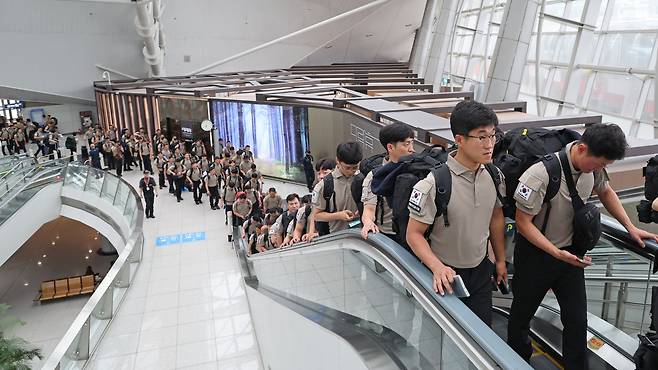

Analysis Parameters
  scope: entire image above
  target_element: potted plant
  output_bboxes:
[0,303,42,369]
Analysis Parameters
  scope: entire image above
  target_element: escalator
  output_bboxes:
[239,229,531,369]
[234,221,637,369]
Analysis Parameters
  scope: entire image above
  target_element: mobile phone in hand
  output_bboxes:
[348,219,362,228]
[498,280,510,295]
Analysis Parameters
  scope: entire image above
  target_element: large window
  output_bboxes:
[519,0,658,137]
[0,99,22,121]
[444,0,508,97]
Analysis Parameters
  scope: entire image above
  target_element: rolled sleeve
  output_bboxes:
[361,172,378,206]
[593,168,610,194]
[312,181,326,211]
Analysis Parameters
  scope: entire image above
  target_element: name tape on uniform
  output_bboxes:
[156,231,206,247]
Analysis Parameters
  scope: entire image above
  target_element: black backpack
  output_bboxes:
[638,155,658,223]
[65,136,76,150]
[280,211,297,237]
[371,145,503,251]
[493,127,581,218]
[634,287,658,369]
[351,153,387,219]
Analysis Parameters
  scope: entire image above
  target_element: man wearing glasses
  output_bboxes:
[309,142,363,235]
[406,101,507,326]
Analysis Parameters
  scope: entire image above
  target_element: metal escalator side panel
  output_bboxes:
[245,230,532,370]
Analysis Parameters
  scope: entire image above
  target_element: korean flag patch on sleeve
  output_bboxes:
[516,183,533,201]
[408,188,423,212]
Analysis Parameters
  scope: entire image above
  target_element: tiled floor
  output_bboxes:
[85,171,307,370]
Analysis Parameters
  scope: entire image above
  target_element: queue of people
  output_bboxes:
[8,101,656,369]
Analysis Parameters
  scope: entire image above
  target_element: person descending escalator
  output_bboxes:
[508,123,658,369]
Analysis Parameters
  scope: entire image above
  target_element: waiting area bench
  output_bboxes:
[36,275,97,302]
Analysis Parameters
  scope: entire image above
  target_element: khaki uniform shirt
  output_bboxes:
[207,173,219,187]
[224,187,237,205]
[312,168,359,233]
[408,154,505,268]
[361,158,394,234]
[233,200,252,218]
[240,161,252,175]
[140,142,150,156]
[263,195,283,212]
[190,168,202,182]
[514,142,608,248]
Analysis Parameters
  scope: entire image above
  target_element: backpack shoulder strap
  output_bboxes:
[322,173,335,212]
[558,149,585,210]
[541,153,562,203]
[484,163,505,204]
[537,153,562,233]
[431,164,452,227]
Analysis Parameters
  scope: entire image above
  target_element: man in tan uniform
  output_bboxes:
[508,123,658,369]
[309,142,363,234]
[360,123,414,244]
[406,101,507,326]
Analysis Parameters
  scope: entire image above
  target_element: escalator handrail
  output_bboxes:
[601,214,658,272]
[0,156,71,206]
[246,230,532,370]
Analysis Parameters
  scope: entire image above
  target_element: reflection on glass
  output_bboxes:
[589,73,643,117]
[101,175,119,203]
[251,247,477,369]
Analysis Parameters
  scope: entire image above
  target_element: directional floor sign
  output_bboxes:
[156,231,206,247]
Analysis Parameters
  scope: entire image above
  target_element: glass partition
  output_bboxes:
[42,165,144,370]
[251,245,477,369]
[100,175,119,203]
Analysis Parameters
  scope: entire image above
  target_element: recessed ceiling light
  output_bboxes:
[37,261,42,266]
[24,282,29,286]
[55,235,60,239]
[94,237,98,240]
[88,249,93,254]
[85,256,89,260]
[42,254,47,258]
[51,241,56,246]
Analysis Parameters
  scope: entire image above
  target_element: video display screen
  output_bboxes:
[211,100,310,182]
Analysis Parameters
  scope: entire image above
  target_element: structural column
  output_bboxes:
[410,0,440,77]
[483,0,540,101]
[424,0,459,88]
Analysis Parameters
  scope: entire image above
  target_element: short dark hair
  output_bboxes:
[238,193,247,200]
[581,123,628,160]
[379,123,414,150]
[268,187,276,193]
[251,173,258,178]
[301,194,312,204]
[336,142,363,164]
[450,101,499,137]
[286,193,299,203]
[250,163,257,169]
[320,158,336,171]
